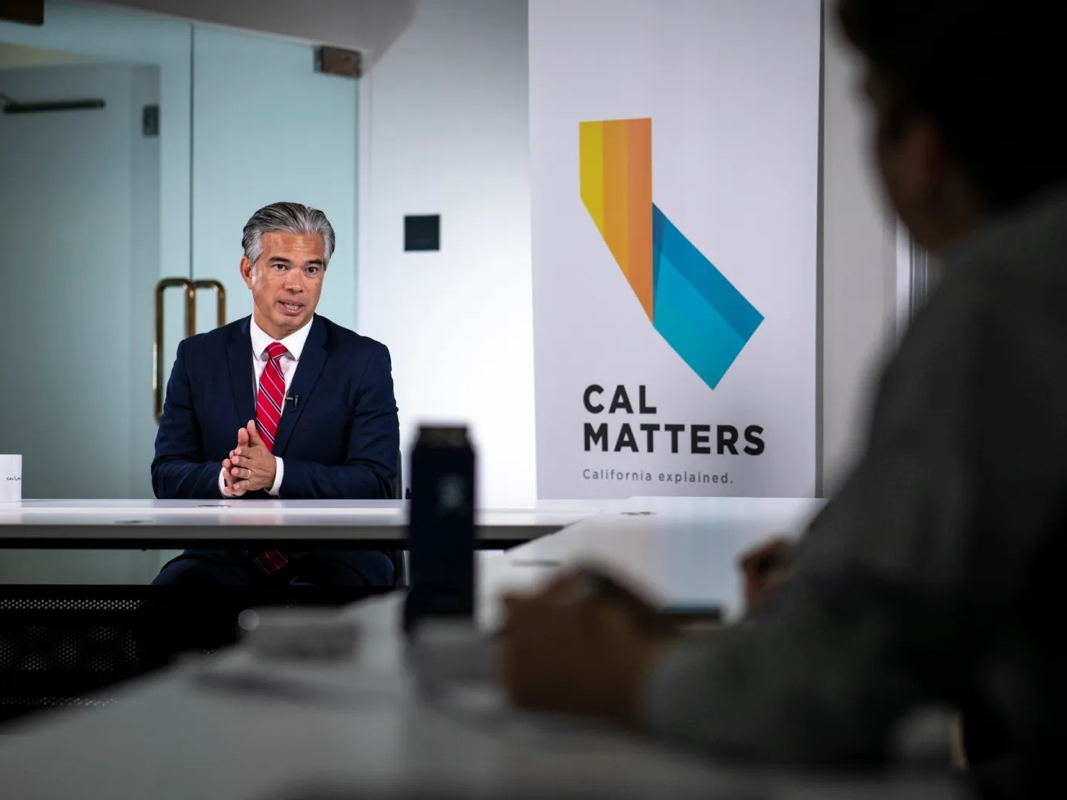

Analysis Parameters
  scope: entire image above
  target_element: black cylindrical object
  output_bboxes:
[403,425,476,634]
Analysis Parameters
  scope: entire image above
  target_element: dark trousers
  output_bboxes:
[152,550,378,587]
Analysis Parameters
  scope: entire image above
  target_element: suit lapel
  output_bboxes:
[272,316,328,456]
[227,317,256,426]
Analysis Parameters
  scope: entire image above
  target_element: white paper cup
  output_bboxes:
[0,455,22,503]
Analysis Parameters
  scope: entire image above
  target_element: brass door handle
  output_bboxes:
[153,278,228,422]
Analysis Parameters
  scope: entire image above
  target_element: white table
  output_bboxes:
[477,496,825,626]
[0,592,967,800]
[0,499,604,550]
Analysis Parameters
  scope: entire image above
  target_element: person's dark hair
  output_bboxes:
[836,0,1067,210]
[242,202,335,268]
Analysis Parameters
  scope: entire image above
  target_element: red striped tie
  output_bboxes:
[252,341,289,574]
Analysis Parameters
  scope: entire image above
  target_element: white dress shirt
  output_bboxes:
[219,316,313,497]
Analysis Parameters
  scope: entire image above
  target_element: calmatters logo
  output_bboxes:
[579,118,763,389]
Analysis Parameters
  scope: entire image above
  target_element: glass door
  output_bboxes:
[189,25,358,328]
[0,0,359,584]
[0,1,359,502]
[0,1,193,500]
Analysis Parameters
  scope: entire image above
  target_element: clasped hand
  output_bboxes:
[222,420,276,496]
[499,538,797,723]
[499,568,678,725]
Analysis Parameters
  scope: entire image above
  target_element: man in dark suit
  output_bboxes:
[151,201,399,587]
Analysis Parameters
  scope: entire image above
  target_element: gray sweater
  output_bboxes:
[644,187,1067,777]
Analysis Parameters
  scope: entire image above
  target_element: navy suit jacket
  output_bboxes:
[152,314,399,585]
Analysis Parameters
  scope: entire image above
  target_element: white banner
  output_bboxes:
[530,0,821,499]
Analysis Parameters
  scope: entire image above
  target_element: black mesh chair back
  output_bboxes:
[0,584,381,725]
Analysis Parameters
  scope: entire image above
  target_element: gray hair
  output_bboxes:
[241,201,336,268]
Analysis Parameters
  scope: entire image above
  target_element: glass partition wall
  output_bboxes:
[0,0,358,501]
[0,1,359,582]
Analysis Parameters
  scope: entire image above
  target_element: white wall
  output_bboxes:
[358,0,898,504]
[358,0,535,505]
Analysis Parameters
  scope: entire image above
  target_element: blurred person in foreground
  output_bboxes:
[500,1,1067,795]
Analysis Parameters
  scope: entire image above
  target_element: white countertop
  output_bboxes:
[477,497,825,625]
[0,497,823,550]
[0,499,604,546]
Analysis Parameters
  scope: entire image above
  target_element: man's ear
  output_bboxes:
[240,256,255,289]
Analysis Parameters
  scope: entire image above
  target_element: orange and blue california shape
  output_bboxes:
[579,118,763,390]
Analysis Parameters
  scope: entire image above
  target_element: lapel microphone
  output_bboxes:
[285,395,301,411]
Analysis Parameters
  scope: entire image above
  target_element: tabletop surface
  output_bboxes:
[0,497,824,547]
[0,499,601,544]
[476,497,825,625]
[0,590,965,800]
